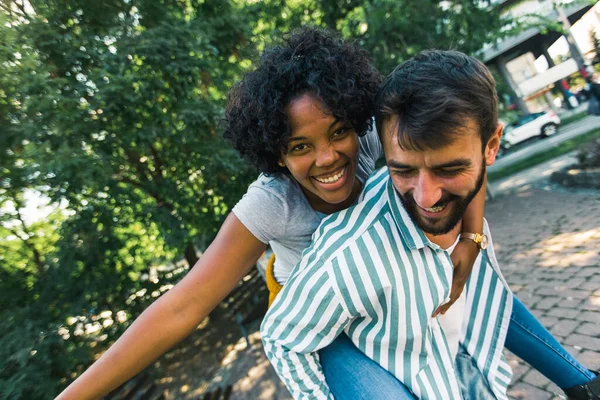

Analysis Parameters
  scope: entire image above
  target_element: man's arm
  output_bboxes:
[260,259,351,400]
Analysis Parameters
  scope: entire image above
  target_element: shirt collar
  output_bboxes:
[385,174,429,251]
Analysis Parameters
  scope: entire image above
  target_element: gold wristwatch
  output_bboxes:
[460,232,489,250]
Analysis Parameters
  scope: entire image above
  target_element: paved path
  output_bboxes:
[489,152,579,196]
[487,186,600,399]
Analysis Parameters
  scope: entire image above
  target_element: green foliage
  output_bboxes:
[1,0,256,397]
[348,0,509,74]
[591,29,600,65]
[244,0,513,74]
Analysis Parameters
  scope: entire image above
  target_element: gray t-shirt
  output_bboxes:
[232,128,382,284]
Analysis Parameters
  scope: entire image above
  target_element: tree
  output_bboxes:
[245,0,514,74]
[591,29,600,65]
[1,1,257,397]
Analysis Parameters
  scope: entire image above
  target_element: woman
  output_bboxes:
[57,27,596,400]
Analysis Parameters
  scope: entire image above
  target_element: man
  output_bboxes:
[260,50,597,399]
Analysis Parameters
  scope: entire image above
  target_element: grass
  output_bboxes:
[488,128,600,182]
[560,111,587,126]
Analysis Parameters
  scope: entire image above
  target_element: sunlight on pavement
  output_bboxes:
[510,228,600,269]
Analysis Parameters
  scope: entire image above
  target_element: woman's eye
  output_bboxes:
[291,144,308,152]
[333,127,350,137]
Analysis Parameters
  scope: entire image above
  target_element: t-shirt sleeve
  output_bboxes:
[360,122,383,162]
[232,182,287,245]
[356,122,383,182]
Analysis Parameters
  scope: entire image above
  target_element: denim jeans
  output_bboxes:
[320,333,415,399]
[320,294,594,398]
[455,346,497,400]
[505,295,596,388]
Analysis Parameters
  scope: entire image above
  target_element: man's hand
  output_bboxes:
[432,240,479,317]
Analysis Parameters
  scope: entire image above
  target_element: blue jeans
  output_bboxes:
[320,294,594,398]
[320,333,415,399]
[320,336,495,399]
[455,345,497,400]
[505,296,596,388]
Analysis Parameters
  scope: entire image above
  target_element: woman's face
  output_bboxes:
[280,94,361,214]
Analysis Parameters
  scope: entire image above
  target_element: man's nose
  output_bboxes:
[315,144,338,167]
[413,172,442,209]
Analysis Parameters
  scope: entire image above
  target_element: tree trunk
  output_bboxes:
[184,241,199,268]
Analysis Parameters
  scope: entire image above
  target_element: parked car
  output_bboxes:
[499,111,561,156]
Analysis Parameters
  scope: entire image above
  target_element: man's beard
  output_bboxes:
[398,162,486,235]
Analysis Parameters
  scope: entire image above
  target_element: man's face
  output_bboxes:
[381,117,501,235]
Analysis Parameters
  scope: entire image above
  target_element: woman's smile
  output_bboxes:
[312,164,347,185]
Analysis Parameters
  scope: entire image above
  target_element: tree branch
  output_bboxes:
[125,150,153,183]
[13,0,32,19]
[149,143,165,180]
[7,226,44,274]
[115,174,177,212]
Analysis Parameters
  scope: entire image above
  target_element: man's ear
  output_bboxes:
[484,123,503,166]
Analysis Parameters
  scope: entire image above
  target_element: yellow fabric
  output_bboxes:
[265,253,282,307]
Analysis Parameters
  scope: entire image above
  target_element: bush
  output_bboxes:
[576,138,600,168]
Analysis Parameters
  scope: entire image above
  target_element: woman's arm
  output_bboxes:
[433,175,486,317]
[56,213,267,400]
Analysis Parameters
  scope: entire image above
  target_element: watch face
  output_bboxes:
[480,234,489,249]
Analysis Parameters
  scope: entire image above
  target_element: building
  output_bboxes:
[482,0,599,113]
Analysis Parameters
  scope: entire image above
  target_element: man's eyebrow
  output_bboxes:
[432,159,472,169]
[387,160,412,169]
[387,159,472,169]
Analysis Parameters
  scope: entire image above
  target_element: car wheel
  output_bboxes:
[541,123,558,137]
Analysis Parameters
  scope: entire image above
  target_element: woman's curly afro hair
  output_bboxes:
[222,27,382,176]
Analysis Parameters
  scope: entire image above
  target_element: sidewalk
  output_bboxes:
[487,186,600,399]
[489,152,579,196]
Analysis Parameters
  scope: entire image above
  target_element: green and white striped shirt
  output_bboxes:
[261,167,514,400]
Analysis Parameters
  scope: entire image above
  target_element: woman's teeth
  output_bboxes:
[314,168,345,183]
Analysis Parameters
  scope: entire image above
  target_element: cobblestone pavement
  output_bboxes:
[486,186,600,399]
[165,184,600,400]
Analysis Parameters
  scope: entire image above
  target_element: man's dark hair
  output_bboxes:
[375,50,498,151]
[223,27,382,176]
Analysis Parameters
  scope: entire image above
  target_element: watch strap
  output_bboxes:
[460,232,485,249]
